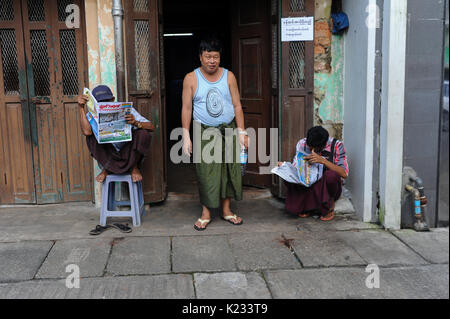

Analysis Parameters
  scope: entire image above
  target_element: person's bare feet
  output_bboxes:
[221,198,243,225]
[320,210,335,221]
[194,206,212,230]
[222,210,243,225]
[131,166,143,182]
[96,169,109,183]
[320,200,336,221]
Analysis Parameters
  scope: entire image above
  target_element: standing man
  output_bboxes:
[182,38,249,231]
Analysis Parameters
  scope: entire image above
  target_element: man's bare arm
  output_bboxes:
[181,72,195,155]
[228,71,249,148]
[140,121,155,131]
[124,114,155,132]
[228,72,245,131]
[77,95,93,136]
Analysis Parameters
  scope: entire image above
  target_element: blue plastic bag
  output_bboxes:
[331,12,349,34]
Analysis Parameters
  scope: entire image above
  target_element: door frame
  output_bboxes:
[231,0,273,188]
[124,0,167,203]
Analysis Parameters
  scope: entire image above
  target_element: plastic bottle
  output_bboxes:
[240,146,248,176]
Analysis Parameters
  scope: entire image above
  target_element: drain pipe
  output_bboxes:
[112,0,126,102]
[112,0,128,202]
[405,176,429,232]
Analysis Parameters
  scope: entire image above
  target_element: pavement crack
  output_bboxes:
[225,234,239,271]
[103,239,116,277]
[170,236,174,273]
[388,230,432,264]
[258,271,274,299]
[33,240,56,280]
[191,273,198,299]
[281,233,304,268]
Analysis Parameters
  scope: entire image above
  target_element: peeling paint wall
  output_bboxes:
[84,0,117,95]
[85,0,101,87]
[85,0,117,92]
[313,0,344,140]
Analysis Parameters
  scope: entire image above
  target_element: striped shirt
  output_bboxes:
[293,137,349,176]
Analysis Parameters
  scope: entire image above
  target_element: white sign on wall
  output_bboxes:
[281,17,314,42]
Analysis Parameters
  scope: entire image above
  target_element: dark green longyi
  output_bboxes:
[195,120,243,209]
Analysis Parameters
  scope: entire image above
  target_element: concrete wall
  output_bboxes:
[342,0,377,222]
[439,0,449,227]
[379,0,408,230]
[402,0,446,228]
[445,0,449,69]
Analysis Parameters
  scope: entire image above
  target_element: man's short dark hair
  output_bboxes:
[306,126,329,149]
[199,37,223,56]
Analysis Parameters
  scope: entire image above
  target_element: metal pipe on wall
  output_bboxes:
[112,0,127,201]
[112,0,126,102]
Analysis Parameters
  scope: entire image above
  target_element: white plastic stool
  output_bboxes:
[100,174,145,227]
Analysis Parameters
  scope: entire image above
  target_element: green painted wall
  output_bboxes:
[314,33,345,139]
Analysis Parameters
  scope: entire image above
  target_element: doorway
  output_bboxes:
[163,0,232,195]
[162,0,272,195]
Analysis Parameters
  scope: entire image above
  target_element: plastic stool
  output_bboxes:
[100,174,146,227]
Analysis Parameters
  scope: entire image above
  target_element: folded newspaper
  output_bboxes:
[271,151,324,187]
[84,88,133,144]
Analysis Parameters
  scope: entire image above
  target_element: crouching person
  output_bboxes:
[77,85,155,183]
[280,126,349,221]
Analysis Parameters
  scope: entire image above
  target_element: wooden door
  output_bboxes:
[0,0,92,204]
[231,0,272,188]
[273,0,315,198]
[0,0,35,203]
[22,0,91,204]
[125,0,166,203]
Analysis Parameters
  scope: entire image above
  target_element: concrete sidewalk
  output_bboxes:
[0,195,448,299]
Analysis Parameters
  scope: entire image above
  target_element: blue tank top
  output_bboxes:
[193,67,235,127]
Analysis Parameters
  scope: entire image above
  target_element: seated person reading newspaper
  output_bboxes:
[78,85,155,183]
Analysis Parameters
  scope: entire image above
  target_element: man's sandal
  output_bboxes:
[299,213,310,218]
[110,223,132,233]
[194,219,211,231]
[320,210,335,221]
[89,225,111,236]
[221,214,243,226]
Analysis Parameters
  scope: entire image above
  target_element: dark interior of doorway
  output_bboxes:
[163,0,232,194]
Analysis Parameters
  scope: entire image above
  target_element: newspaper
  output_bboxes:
[84,87,97,118]
[271,162,301,184]
[84,88,133,144]
[271,151,324,187]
